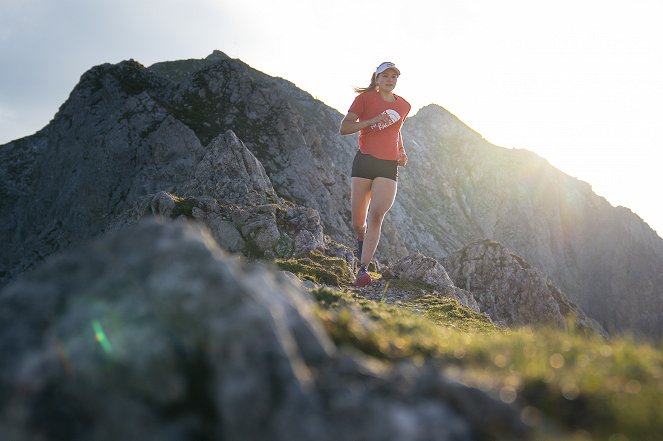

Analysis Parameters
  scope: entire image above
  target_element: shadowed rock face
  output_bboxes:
[0,220,526,441]
[1,50,662,338]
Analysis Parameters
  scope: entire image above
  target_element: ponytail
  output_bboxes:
[353,72,379,94]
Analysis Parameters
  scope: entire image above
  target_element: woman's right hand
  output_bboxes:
[369,112,392,126]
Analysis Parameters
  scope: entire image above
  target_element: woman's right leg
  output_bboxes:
[351,177,373,241]
[360,177,397,267]
[351,177,373,286]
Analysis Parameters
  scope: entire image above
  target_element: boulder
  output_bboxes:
[184,130,280,206]
[443,240,605,334]
[386,252,480,312]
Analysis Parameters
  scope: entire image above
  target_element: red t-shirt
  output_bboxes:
[348,90,411,160]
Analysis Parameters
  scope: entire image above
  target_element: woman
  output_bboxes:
[339,62,411,287]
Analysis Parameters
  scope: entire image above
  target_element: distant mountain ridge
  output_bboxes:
[1,50,661,338]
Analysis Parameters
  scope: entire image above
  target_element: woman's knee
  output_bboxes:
[367,209,387,226]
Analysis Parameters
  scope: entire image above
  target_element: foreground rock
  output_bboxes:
[443,240,604,334]
[0,221,526,441]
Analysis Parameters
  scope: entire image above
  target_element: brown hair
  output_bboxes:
[353,72,378,94]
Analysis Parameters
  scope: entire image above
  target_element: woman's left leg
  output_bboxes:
[360,177,397,267]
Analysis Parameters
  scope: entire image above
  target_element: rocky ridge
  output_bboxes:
[1,50,662,337]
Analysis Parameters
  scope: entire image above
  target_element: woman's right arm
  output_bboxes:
[339,112,391,135]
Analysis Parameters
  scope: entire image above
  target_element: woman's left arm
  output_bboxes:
[398,131,408,166]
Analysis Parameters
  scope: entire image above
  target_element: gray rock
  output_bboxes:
[443,240,605,334]
[205,214,245,253]
[239,205,281,252]
[184,130,279,206]
[387,252,480,312]
[0,220,527,441]
[150,190,177,216]
[389,252,456,289]
[280,270,320,290]
[323,238,357,276]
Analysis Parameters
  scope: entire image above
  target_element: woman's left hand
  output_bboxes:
[397,151,408,167]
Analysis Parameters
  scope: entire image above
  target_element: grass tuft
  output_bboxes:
[274,251,353,286]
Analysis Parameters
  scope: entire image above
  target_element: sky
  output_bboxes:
[1,0,662,237]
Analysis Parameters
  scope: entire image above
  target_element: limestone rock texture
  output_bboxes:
[0,220,526,441]
[1,50,662,337]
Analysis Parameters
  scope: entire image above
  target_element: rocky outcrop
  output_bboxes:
[184,130,279,205]
[442,240,604,334]
[354,246,600,335]
[384,252,480,312]
[152,51,356,240]
[118,191,324,259]
[0,220,526,441]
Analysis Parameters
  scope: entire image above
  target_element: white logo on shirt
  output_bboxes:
[370,109,401,131]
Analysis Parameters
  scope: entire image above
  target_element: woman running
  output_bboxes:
[339,62,411,287]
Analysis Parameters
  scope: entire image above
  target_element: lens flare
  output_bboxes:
[92,320,113,354]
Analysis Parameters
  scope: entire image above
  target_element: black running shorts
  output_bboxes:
[351,151,398,182]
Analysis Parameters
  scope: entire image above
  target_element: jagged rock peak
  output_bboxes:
[414,103,454,118]
[205,49,232,62]
[61,57,165,117]
[147,50,237,84]
[409,104,483,141]
[185,129,280,205]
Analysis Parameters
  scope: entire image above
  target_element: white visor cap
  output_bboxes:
[375,62,401,77]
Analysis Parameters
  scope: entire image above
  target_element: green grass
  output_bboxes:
[307,286,663,441]
[400,293,497,333]
[274,251,353,286]
[274,251,663,440]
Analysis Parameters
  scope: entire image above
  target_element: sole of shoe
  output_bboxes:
[353,272,372,287]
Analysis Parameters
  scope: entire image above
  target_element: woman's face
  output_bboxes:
[377,69,399,92]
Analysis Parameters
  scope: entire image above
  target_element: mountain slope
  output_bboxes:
[1,50,662,338]
[399,105,663,337]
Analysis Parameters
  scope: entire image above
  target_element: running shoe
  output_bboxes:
[353,265,372,287]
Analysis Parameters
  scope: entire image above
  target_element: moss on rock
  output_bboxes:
[400,294,496,333]
[170,195,199,219]
[275,251,353,286]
